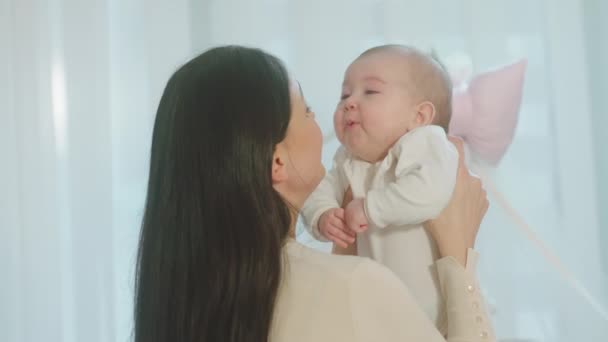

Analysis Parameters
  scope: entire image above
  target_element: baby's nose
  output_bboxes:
[345,101,357,111]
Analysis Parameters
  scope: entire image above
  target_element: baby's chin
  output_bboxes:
[338,133,382,161]
[347,142,391,163]
[344,143,374,162]
[337,135,358,154]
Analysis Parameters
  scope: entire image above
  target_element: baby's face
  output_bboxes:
[334,52,418,162]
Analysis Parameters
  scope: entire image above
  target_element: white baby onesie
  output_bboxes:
[301,125,458,330]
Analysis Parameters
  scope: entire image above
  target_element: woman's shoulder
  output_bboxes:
[273,241,389,341]
[283,240,397,284]
[284,240,421,310]
[277,241,442,341]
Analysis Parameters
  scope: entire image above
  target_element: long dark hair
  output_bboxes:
[134,46,293,342]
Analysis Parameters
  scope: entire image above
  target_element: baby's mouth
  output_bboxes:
[346,119,360,128]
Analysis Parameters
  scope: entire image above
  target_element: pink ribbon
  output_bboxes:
[449,59,528,165]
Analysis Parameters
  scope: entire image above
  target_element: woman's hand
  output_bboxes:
[424,137,489,266]
[332,188,358,255]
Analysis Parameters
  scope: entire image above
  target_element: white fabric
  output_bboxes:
[302,125,458,326]
[272,240,494,342]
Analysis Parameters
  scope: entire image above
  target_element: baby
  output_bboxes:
[301,45,458,331]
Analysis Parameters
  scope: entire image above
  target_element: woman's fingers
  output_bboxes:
[448,136,466,169]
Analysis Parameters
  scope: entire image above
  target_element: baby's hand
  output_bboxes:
[319,208,356,248]
[344,198,368,233]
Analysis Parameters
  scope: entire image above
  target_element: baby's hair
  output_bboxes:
[359,45,453,132]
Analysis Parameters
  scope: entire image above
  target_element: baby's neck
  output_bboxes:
[353,149,389,164]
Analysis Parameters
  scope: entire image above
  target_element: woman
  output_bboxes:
[135,45,494,342]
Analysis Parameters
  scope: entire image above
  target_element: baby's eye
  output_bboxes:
[340,93,350,100]
[365,90,379,95]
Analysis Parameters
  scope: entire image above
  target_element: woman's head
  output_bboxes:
[272,81,325,207]
[135,45,323,342]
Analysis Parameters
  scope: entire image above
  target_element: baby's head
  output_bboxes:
[335,45,452,162]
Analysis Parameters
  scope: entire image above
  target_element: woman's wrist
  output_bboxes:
[435,235,468,267]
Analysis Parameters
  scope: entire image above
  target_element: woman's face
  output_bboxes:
[273,81,325,209]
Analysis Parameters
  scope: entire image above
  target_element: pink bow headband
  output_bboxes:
[449,59,528,165]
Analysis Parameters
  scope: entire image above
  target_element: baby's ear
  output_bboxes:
[414,101,436,126]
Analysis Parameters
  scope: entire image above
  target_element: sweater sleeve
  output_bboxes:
[301,147,350,241]
[349,250,495,342]
[365,126,458,228]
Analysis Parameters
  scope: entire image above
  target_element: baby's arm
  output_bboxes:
[365,126,459,229]
[301,147,351,242]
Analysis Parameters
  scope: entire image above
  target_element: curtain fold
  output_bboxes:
[1,1,605,341]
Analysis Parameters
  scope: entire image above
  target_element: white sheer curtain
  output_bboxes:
[1,0,606,341]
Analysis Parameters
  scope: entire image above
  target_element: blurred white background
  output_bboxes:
[1,0,607,341]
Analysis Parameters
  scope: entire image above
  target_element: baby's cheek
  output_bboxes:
[333,112,341,132]
[362,120,382,141]
[334,122,345,142]
[379,120,400,139]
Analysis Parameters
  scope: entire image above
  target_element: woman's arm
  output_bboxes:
[332,239,356,255]
[332,187,357,255]
[349,136,494,341]
[424,136,494,339]
[424,136,488,266]
[349,257,494,341]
